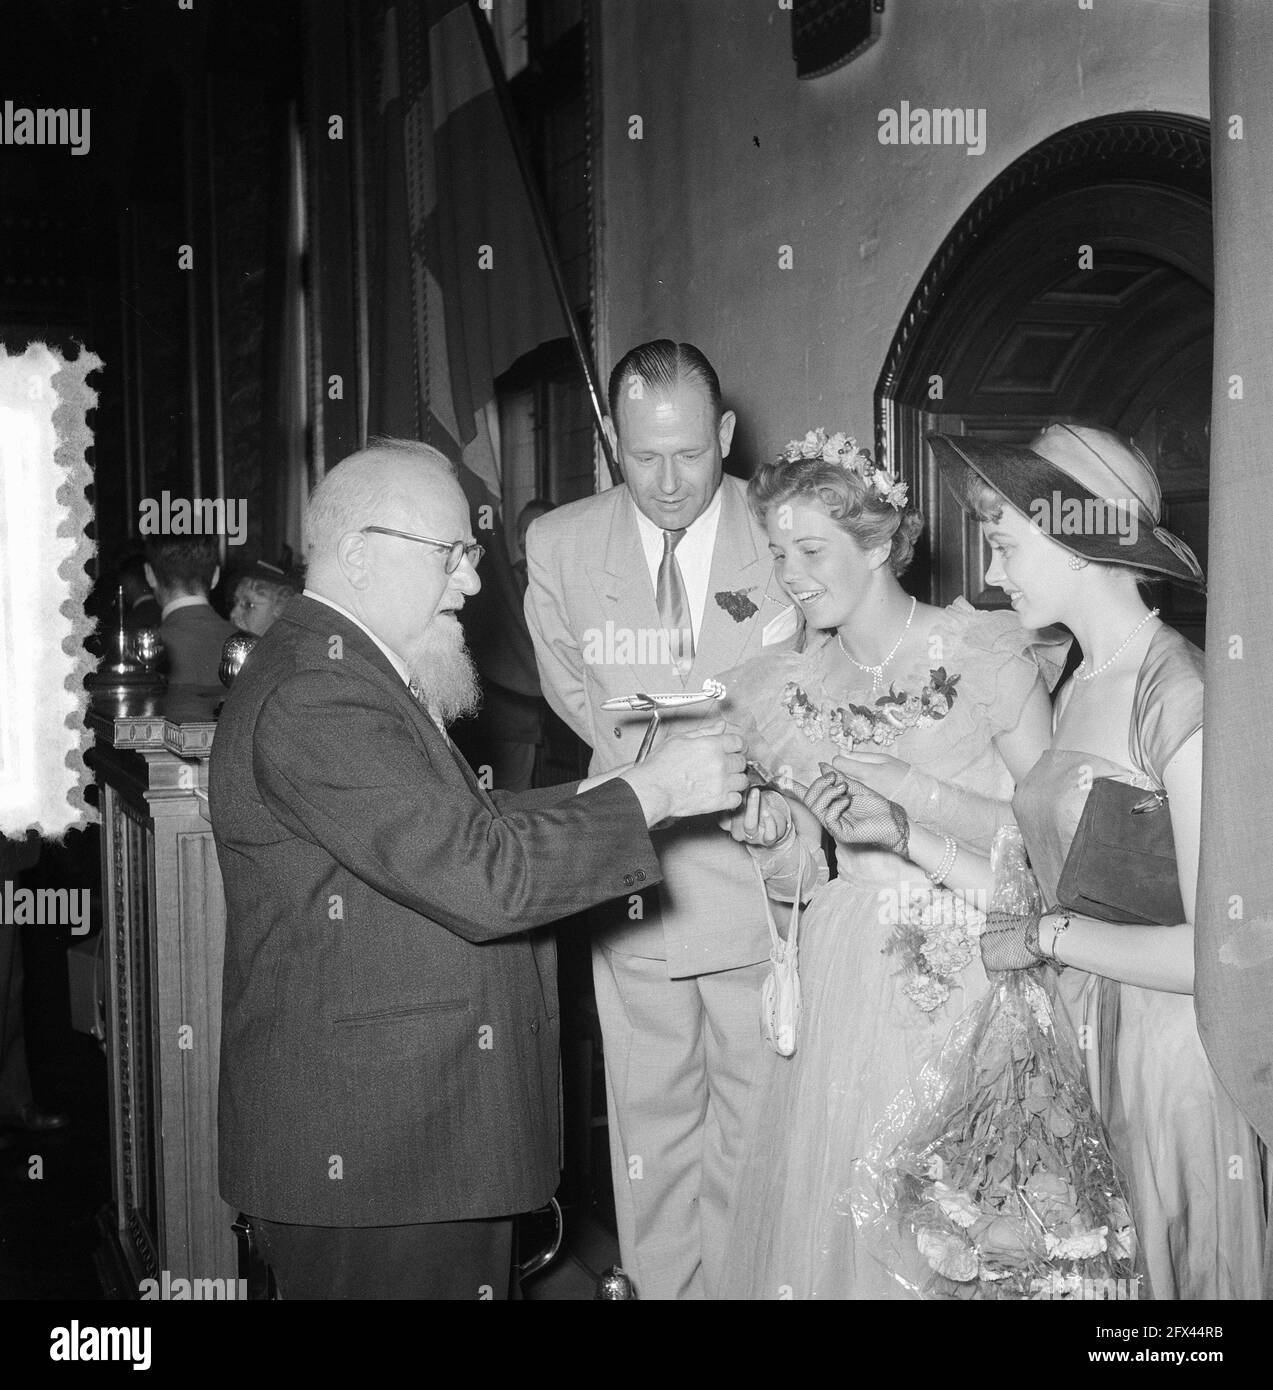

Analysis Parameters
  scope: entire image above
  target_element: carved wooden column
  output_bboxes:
[88,691,237,1290]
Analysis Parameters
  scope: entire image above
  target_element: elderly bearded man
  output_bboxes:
[210,438,747,1300]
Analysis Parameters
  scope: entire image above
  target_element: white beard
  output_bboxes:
[403,613,482,724]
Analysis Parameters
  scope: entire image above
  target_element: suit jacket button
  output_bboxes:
[614,727,622,738]
[635,869,646,882]
[622,873,634,887]
[530,1020,540,1034]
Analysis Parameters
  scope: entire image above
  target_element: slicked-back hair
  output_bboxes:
[303,436,457,563]
[607,340,722,426]
[143,536,220,592]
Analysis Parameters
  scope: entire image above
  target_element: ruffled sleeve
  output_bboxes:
[947,597,1071,737]
[1128,626,1204,786]
[715,631,838,784]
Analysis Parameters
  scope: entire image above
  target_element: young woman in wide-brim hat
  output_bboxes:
[920,422,1265,1300]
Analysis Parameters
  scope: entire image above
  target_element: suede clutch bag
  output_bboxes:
[1054,777,1185,926]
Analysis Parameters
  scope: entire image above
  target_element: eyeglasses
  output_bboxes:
[360,525,485,573]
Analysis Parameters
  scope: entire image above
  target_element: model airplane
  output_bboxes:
[601,679,728,762]
[600,677,727,713]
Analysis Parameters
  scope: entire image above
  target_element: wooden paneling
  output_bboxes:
[875,115,1213,613]
[90,702,237,1288]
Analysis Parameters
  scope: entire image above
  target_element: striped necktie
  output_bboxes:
[657,528,694,677]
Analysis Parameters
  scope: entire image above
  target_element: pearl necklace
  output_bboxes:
[837,596,916,692]
[1074,608,1160,682]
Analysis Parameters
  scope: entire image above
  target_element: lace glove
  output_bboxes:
[978,909,1044,972]
[892,766,1015,855]
[803,762,910,857]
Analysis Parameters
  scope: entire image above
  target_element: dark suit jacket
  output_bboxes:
[159,601,236,685]
[209,596,660,1226]
[125,594,162,631]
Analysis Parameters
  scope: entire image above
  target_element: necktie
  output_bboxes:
[657,528,694,677]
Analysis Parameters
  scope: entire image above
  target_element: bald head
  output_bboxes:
[304,439,459,571]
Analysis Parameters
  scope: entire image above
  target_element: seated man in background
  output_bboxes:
[229,560,298,638]
[144,536,236,687]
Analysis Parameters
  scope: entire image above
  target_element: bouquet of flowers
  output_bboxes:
[885,885,984,1015]
[851,827,1140,1299]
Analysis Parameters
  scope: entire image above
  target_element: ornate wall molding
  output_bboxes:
[875,112,1211,462]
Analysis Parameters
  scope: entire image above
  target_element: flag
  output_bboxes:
[366,0,561,698]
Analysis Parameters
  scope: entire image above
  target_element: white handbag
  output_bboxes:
[756,854,805,1057]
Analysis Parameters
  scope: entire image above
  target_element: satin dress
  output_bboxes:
[1013,626,1266,1300]
[719,600,1060,1299]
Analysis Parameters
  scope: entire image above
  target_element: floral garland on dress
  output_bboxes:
[781,667,961,753]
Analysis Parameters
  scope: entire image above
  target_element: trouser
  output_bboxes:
[253,1215,515,1300]
[592,945,768,1300]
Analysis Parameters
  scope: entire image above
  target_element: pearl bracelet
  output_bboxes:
[926,834,958,886]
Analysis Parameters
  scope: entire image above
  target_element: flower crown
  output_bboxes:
[780,427,909,511]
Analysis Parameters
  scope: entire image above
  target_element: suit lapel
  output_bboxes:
[691,478,775,681]
[437,721,497,810]
[581,481,795,693]
[287,597,497,811]
[396,684,497,812]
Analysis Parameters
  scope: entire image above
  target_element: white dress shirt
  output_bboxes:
[160,593,216,620]
[630,483,723,643]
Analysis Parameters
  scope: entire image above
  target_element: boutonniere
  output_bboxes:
[715,587,759,623]
[781,667,961,751]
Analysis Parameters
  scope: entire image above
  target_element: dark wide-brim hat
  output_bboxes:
[234,559,300,591]
[927,423,1205,587]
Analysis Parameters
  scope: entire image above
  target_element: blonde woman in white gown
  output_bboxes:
[717,431,1064,1299]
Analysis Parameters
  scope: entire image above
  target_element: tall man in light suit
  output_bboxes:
[525,341,799,1298]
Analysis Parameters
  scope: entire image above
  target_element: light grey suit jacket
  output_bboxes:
[525,475,798,977]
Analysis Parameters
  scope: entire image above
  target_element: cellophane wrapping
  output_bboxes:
[850,827,1140,1299]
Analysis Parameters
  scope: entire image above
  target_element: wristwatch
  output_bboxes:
[1030,909,1072,966]
[1047,911,1073,964]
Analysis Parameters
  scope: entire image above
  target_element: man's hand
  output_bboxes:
[619,720,747,826]
[718,786,792,848]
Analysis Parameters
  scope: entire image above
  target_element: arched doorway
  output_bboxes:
[876,114,1211,648]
